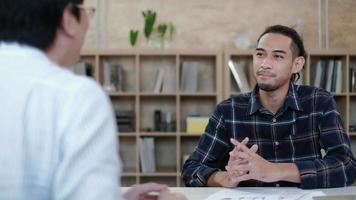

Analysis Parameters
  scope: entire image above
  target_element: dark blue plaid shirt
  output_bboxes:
[182,83,356,189]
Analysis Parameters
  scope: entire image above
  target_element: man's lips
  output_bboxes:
[257,71,275,78]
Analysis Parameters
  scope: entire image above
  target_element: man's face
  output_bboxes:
[253,33,295,92]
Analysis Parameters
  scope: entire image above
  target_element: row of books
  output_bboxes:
[154,61,209,93]
[73,60,352,94]
[313,59,342,93]
[73,61,213,93]
[152,68,176,93]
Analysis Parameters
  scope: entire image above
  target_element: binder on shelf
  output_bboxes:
[228,60,251,93]
[325,59,334,92]
[320,60,327,89]
[313,60,322,87]
[103,62,115,92]
[186,116,210,135]
[162,67,176,93]
[180,61,198,92]
[139,137,156,173]
[153,68,165,93]
[335,60,342,93]
[350,68,356,92]
[112,64,124,92]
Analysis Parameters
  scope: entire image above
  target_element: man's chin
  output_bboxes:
[258,83,278,92]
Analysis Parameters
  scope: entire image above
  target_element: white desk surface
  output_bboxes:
[121,186,356,200]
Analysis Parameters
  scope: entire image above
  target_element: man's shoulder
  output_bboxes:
[218,92,251,108]
[295,84,332,101]
[40,63,102,97]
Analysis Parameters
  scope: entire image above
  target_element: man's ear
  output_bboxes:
[59,5,79,37]
[292,56,305,74]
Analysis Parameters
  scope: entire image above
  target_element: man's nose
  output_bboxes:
[261,57,272,68]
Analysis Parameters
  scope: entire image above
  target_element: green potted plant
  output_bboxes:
[142,10,156,42]
[157,23,167,47]
[130,29,139,47]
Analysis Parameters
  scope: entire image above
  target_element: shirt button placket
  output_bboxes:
[272,118,278,151]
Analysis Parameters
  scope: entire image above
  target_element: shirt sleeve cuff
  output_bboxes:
[295,160,318,189]
[197,166,220,186]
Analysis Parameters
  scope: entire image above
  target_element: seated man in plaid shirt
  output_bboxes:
[182,24,356,189]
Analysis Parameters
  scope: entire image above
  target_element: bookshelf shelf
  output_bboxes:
[108,92,137,97]
[122,173,137,177]
[180,133,203,137]
[140,172,178,177]
[139,93,177,97]
[118,133,136,137]
[179,93,217,97]
[139,132,177,137]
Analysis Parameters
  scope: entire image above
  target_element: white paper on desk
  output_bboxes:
[205,188,311,200]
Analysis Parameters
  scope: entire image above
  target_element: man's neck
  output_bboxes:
[258,83,290,115]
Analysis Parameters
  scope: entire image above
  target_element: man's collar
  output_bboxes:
[247,83,303,116]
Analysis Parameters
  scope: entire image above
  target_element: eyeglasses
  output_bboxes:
[75,4,96,18]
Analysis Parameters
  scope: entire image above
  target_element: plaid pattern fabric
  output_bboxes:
[182,83,356,189]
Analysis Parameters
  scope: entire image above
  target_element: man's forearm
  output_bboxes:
[207,171,236,187]
[207,171,225,186]
[208,163,301,187]
[273,163,301,183]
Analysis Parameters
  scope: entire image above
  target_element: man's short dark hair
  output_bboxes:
[257,25,306,83]
[0,0,84,50]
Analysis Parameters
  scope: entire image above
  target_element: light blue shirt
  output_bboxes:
[0,43,122,199]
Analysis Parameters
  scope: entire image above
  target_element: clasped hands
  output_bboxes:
[224,137,278,187]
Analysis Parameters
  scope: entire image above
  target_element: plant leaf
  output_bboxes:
[130,30,139,46]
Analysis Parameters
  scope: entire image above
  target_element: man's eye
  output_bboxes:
[256,52,263,57]
[274,55,284,59]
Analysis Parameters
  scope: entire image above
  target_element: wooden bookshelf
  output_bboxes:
[78,49,223,187]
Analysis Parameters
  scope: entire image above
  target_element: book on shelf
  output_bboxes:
[335,60,342,93]
[332,60,342,93]
[320,60,327,89]
[186,116,210,135]
[228,60,251,93]
[139,137,156,173]
[153,68,165,93]
[116,110,135,132]
[162,67,176,93]
[103,62,124,92]
[325,59,334,92]
[180,61,198,93]
[313,59,342,92]
[350,68,356,92]
[112,63,124,92]
[313,60,322,87]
